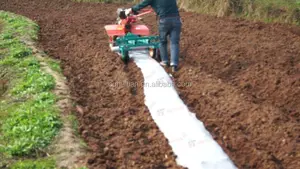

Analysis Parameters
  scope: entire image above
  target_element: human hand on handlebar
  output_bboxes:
[125,8,140,16]
[125,8,132,16]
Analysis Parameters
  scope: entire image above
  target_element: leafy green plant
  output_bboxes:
[17,57,40,68]
[0,38,18,49]
[11,66,55,96]
[9,43,32,58]
[1,93,62,156]
[10,158,56,169]
[45,58,62,73]
[1,32,13,40]
[0,12,39,40]
[0,10,62,164]
[77,167,89,169]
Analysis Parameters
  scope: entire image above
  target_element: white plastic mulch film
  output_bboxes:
[129,50,238,169]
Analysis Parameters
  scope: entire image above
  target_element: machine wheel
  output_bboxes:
[122,50,130,64]
[111,36,118,47]
[113,36,118,41]
[149,48,161,62]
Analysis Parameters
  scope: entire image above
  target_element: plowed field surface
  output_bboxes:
[1,0,299,168]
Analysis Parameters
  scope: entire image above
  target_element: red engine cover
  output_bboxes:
[131,25,150,36]
[105,24,150,37]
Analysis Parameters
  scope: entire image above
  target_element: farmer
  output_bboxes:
[126,0,182,72]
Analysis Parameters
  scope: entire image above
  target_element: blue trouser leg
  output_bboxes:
[158,16,182,66]
[170,20,181,66]
[158,22,169,64]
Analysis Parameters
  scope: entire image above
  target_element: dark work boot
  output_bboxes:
[171,65,178,72]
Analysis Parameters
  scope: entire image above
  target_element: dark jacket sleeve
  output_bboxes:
[132,0,152,12]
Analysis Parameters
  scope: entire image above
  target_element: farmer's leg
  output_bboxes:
[170,17,182,67]
[158,18,170,65]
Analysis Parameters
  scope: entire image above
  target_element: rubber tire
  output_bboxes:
[112,36,118,47]
[149,48,155,58]
[149,48,161,62]
[122,50,130,64]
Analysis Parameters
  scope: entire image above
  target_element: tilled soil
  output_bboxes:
[0,1,181,168]
[1,0,300,169]
[144,12,300,169]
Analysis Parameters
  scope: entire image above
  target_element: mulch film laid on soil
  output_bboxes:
[1,0,299,168]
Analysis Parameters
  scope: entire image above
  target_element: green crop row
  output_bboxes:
[0,11,62,168]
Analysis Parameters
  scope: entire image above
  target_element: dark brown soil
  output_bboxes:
[1,0,299,169]
[0,1,181,168]
[144,11,300,169]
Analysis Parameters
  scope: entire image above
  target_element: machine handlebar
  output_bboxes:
[127,8,153,19]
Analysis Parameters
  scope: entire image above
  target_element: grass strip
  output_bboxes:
[9,158,56,169]
[0,10,62,167]
[178,0,300,25]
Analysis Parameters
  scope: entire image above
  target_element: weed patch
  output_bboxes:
[11,66,55,96]
[0,11,62,167]
[10,158,56,169]
[1,93,61,156]
[44,57,62,73]
[179,0,300,25]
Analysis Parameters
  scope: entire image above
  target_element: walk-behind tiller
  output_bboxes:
[104,8,161,63]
